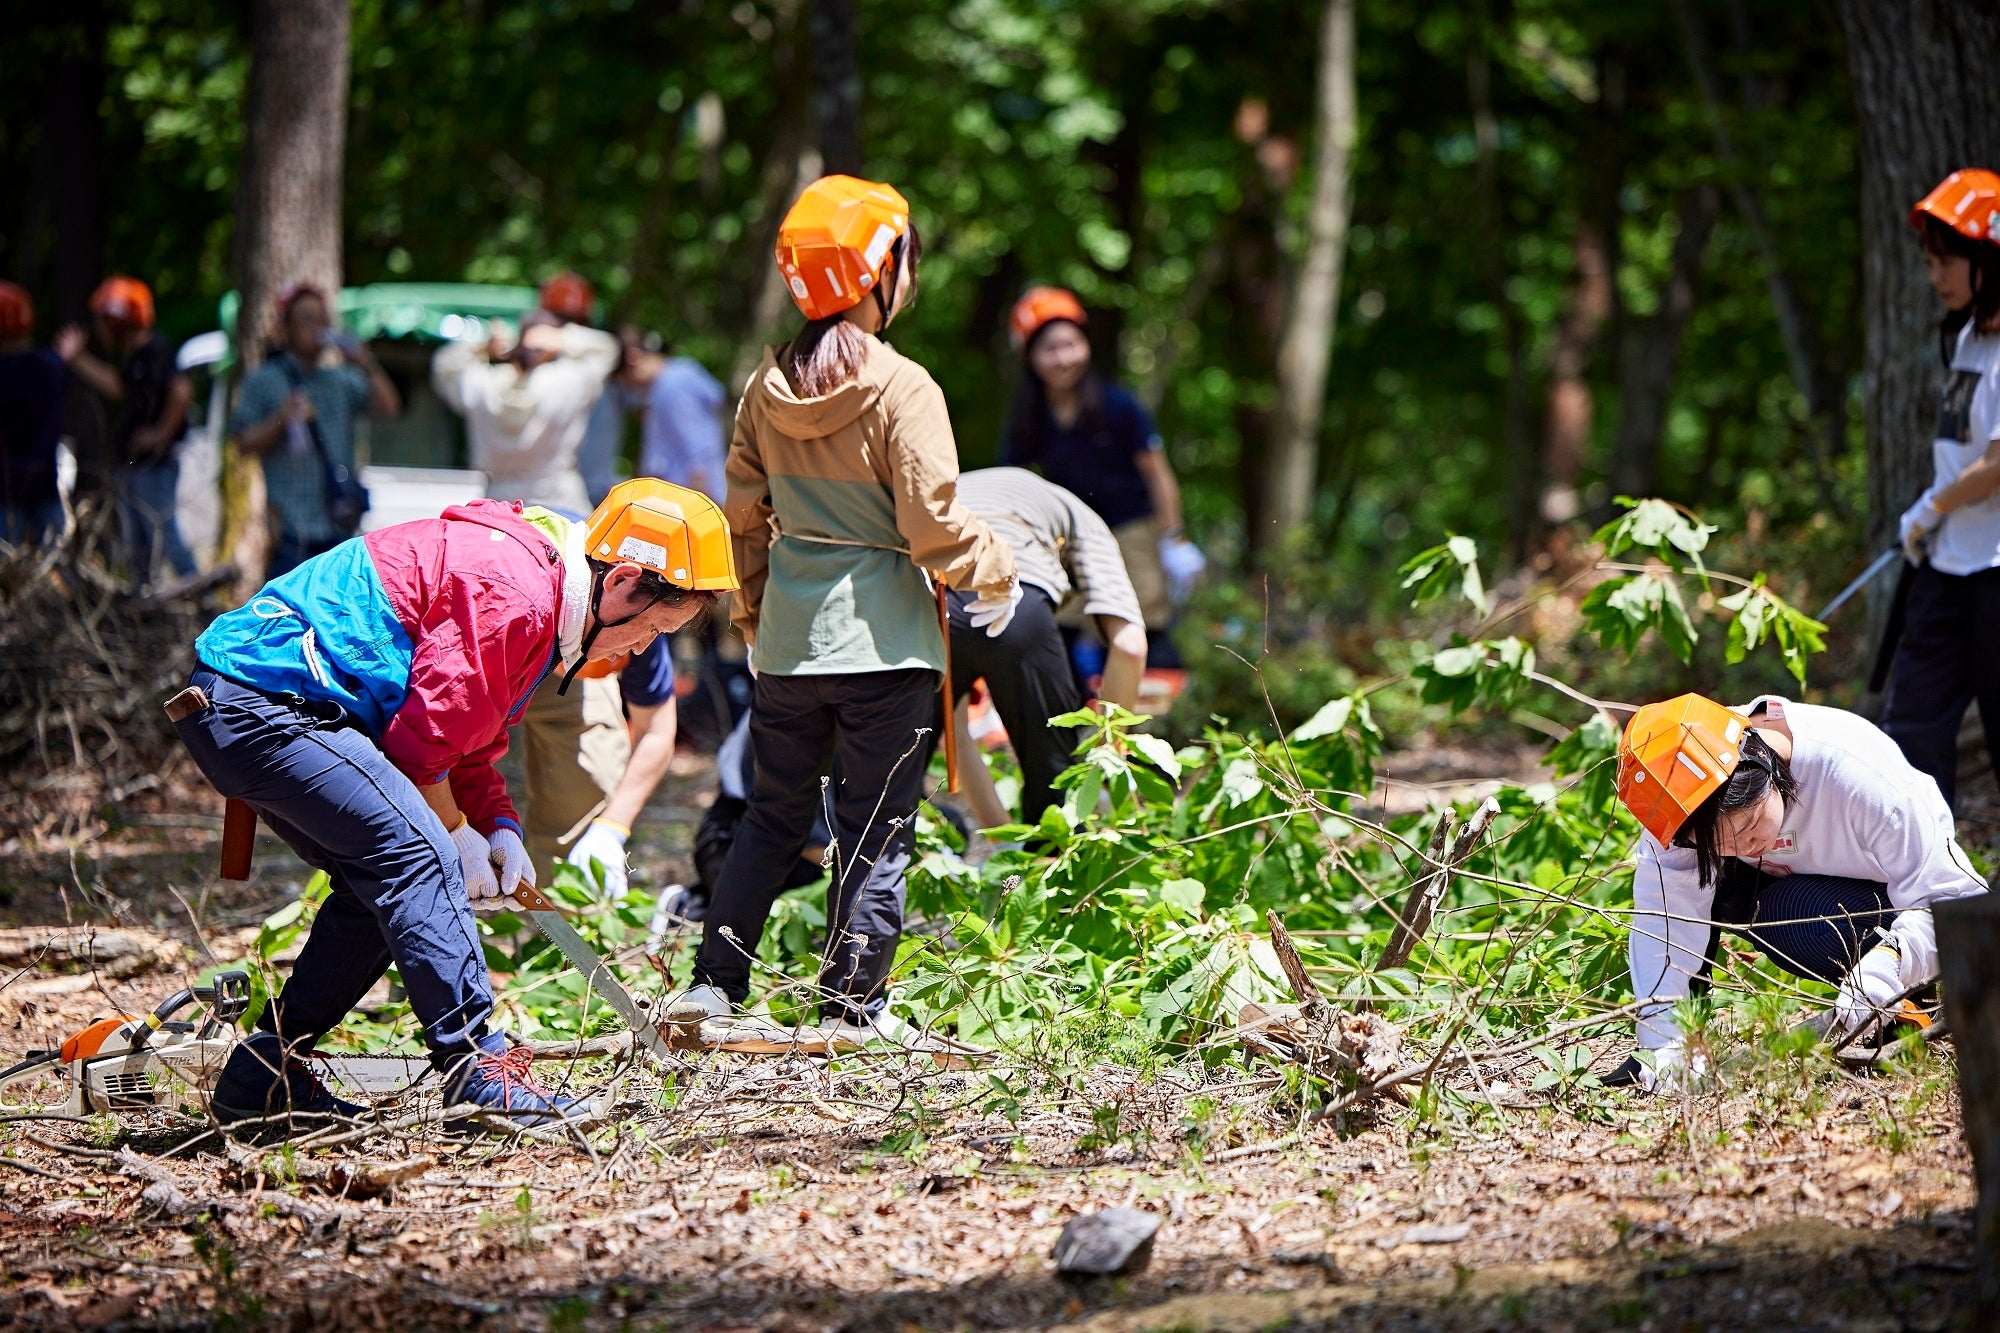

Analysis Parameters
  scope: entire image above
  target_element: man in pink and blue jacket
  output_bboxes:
[172,484,734,1131]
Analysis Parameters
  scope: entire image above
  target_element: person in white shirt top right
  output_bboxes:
[1607,694,1985,1092]
[1884,169,2000,809]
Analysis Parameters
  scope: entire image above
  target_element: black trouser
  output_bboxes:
[945,586,1085,823]
[1881,563,2000,811]
[1695,865,1895,990]
[693,668,937,1022]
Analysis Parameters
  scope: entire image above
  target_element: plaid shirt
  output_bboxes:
[231,353,370,544]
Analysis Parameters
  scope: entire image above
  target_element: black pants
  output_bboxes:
[945,586,1085,823]
[1882,563,2000,811]
[694,668,937,1022]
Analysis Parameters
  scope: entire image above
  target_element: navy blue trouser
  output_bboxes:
[1703,867,1895,987]
[1882,563,2000,812]
[694,668,937,1022]
[173,668,493,1066]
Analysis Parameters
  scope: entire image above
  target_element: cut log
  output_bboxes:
[0,926,182,979]
[1936,896,2000,1315]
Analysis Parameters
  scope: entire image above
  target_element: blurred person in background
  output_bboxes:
[432,306,619,515]
[621,327,739,747]
[231,284,402,577]
[0,281,68,547]
[1000,287,1203,660]
[623,331,727,504]
[539,272,633,506]
[56,276,195,585]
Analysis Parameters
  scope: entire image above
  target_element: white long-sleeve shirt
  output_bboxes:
[431,324,620,514]
[1629,697,1986,1050]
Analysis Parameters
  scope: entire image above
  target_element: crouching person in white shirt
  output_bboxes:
[1606,693,1986,1091]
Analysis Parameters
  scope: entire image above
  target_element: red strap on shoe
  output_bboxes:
[480,1046,552,1107]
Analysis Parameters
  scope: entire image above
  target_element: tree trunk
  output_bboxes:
[229,0,353,587]
[1607,185,1721,503]
[1674,0,1846,515]
[1537,219,1613,532]
[1260,0,1356,555]
[49,1,107,328]
[1467,40,1534,563]
[1832,0,2000,583]
[809,0,862,177]
[1935,895,2000,1318]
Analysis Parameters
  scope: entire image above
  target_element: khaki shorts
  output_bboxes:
[1113,515,1172,630]
[506,673,630,886]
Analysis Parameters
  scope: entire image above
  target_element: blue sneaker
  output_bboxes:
[442,1034,590,1131]
[211,1032,367,1133]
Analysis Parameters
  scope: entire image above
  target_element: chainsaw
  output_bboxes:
[0,972,252,1116]
[0,972,443,1116]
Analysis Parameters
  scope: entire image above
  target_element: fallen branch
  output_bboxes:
[1377,796,1500,972]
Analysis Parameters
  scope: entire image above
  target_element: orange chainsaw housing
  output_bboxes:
[60,1016,139,1063]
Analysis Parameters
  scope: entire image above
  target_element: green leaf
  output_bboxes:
[1128,733,1182,782]
[1157,878,1206,917]
[1219,756,1264,807]
[1291,696,1354,741]
[1397,533,1491,614]
[1592,497,1716,572]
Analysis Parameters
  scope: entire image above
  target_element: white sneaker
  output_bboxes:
[660,984,732,1024]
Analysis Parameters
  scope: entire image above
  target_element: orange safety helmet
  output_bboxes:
[0,281,31,338]
[89,275,155,328]
[1009,285,1087,351]
[1910,169,2000,245]
[539,271,596,323]
[774,175,911,322]
[1616,694,1753,846]
[584,477,739,592]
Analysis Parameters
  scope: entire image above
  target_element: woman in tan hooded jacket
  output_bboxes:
[669,175,1018,1041]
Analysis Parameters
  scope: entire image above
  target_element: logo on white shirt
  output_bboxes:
[1771,831,1797,855]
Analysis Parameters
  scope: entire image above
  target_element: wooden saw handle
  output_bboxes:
[220,799,256,882]
[937,581,958,794]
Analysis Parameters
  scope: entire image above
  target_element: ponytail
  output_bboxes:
[783,229,921,398]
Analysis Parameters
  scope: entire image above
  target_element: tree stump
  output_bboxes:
[1935,896,2000,1315]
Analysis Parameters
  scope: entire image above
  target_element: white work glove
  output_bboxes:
[1835,943,1906,1036]
[566,818,630,898]
[1159,535,1207,603]
[448,817,501,905]
[1901,496,1942,566]
[966,581,1024,638]
[1635,1039,1708,1094]
[485,826,535,908]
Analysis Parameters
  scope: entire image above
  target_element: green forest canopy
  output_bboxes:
[4,0,1864,610]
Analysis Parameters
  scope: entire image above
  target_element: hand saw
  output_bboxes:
[507,882,677,1063]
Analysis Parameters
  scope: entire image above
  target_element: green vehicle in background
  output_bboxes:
[175,282,542,561]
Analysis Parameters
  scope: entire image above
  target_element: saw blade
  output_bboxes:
[512,884,678,1064]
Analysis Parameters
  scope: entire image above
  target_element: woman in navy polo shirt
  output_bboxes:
[1000,287,1200,638]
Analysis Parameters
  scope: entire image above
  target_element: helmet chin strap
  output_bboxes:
[557,564,666,696]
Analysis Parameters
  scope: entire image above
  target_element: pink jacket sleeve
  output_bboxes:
[379,570,548,834]
[449,729,522,838]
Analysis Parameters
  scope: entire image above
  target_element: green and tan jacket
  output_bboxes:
[725,337,1017,676]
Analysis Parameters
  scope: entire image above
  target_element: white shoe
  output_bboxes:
[660,984,732,1025]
